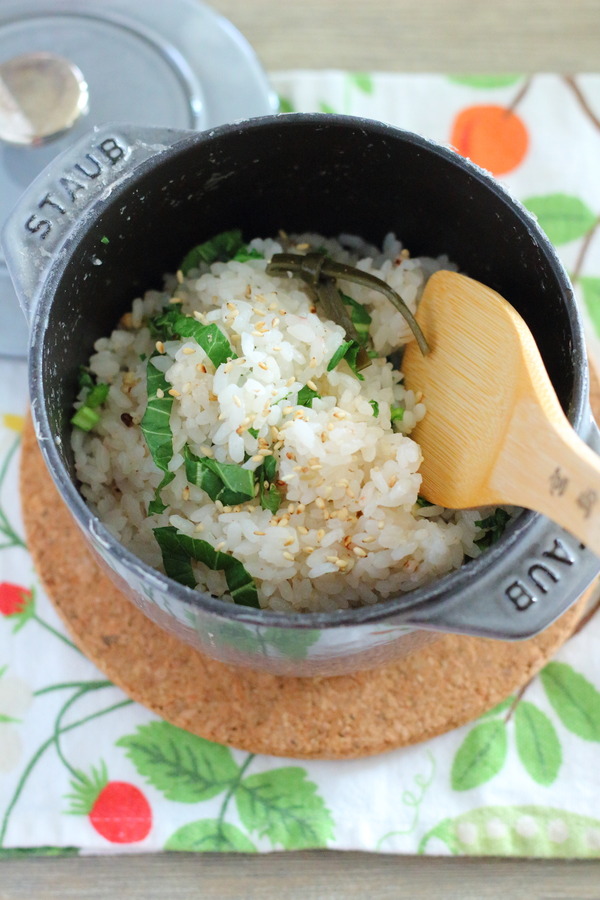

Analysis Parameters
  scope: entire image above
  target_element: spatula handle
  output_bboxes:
[495,404,600,556]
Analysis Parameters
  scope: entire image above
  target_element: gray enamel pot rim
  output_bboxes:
[14,113,600,639]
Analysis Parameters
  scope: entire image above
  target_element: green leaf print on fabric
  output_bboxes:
[540,662,600,741]
[580,277,600,334]
[418,806,600,857]
[451,720,508,791]
[235,768,335,850]
[118,724,335,852]
[116,722,240,802]
[514,702,562,786]
[348,72,374,94]
[478,696,515,719]
[523,194,596,245]
[165,819,257,853]
[448,75,523,88]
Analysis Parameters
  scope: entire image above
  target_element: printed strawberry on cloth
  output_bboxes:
[1,72,600,857]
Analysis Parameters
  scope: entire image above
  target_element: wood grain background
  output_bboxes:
[3,1,600,896]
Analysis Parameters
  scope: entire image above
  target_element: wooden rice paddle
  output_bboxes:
[403,270,600,554]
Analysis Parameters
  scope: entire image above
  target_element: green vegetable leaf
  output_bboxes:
[540,662,600,741]
[580,277,600,337]
[85,382,109,409]
[448,74,522,88]
[153,525,260,608]
[248,427,259,439]
[369,399,379,417]
[233,247,264,262]
[523,194,597,245]
[474,508,511,549]
[141,356,175,513]
[77,366,95,392]
[256,453,281,514]
[165,819,257,852]
[297,385,320,408]
[390,405,404,423]
[514,701,562,785]
[327,340,365,380]
[116,721,239,802]
[150,309,235,368]
[180,229,245,273]
[184,445,255,506]
[341,293,372,344]
[451,720,508,791]
[235,768,335,849]
[100,235,110,245]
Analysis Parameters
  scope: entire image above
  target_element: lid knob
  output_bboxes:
[0,52,89,146]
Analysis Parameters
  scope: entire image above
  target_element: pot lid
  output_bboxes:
[0,0,276,357]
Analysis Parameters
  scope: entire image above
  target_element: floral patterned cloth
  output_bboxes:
[1,72,600,857]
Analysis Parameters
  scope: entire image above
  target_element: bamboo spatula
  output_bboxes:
[402,270,600,554]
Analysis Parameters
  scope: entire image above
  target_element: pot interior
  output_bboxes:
[38,116,583,488]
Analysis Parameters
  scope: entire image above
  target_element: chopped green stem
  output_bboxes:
[216,753,256,836]
[0,696,132,846]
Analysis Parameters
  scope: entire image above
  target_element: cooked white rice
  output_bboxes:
[71,232,507,613]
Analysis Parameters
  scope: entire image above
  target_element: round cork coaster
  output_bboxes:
[20,416,598,759]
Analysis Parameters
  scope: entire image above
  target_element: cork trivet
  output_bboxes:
[20,366,600,759]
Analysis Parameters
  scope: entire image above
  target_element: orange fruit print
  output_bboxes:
[450,104,529,176]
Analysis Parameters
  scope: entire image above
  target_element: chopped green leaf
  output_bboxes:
[474,508,511,550]
[327,340,365,380]
[153,525,260,608]
[148,309,235,368]
[180,230,245,274]
[416,495,433,508]
[86,382,110,409]
[367,349,379,359]
[256,454,281,514]
[390,405,404,422]
[100,236,110,245]
[70,406,100,432]
[233,247,264,262]
[341,293,372,345]
[184,446,255,506]
[248,427,259,439]
[369,400,379,417]
[297,385,321,408]
[77,366,95,392]
[141,355,176,514]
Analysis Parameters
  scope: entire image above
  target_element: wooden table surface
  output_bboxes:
[3,1,600,897]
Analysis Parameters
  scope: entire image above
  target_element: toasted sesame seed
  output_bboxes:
[284,538,294,547]
[182,486,190,501]
[363,535,377,543]
[215,541,226,551]
[227,301,236,310]
[298,525,309,535]
[168,388,180,398]
[296,242,310,250]
[307,380,318,391]
[194,522,204,532]
[272,317,280,327]
[272,346,282,352]
[310,464,322,470]
[193,310,205,322]
[208,392,218,401]
[196,363,207,373]
[258,361,268,370]
[156,388,164,399]
[296,504,305,514]
[317,529,325,541]
[326,555,338,563]
[176,269,184,283]
[253,530,266,536]
[182,347,195,355]
[353,546,368,558]
[155,340,165,354]
[283,551,295,561]
[278,517,289,527]
[309,357,317,368]
[333,410,346,419]
[252,306,264,315]
[280,472,297,482]
[315,497,326,509]
[252,454,263,463]
[233,396,242,407]
[245,285,252,298]
[286,377,295,387]
[169,296,183,304]
[252,330,262,338]
[388,476,398,488]
[303,546,315,554]
[283,406,294,415]
[336,558,349,569]
[279,308,287,316]
[223,362,233,373]
[199,445,213,457]
[119,312,134,328]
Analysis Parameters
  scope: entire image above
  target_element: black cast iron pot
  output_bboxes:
[4,114,600,675]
